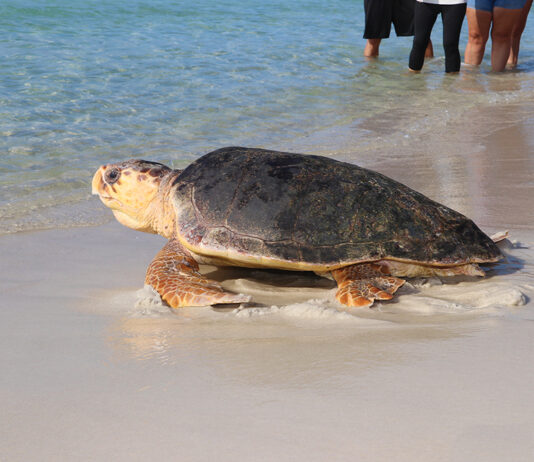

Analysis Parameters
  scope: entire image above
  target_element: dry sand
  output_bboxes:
[1,107,534,461]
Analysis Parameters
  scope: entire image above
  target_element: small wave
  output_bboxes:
[133,284,170,316]
[232,299,388,325]
[392,283,527,317]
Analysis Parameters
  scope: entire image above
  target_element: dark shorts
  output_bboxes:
[364,0,416,39]
[467,0,527,11]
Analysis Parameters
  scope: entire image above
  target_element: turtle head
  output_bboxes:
[92,159,177,235]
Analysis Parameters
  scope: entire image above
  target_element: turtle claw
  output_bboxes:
[336,288,374,307]
[164,288,251,308]
[211,292,252,305]
[335,282,394,307]
[332,263,405,308]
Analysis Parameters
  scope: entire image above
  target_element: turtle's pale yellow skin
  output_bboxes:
[92,159,488,309]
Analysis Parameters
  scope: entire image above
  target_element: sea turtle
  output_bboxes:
[92,147,502,308]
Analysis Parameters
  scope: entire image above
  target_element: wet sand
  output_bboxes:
[1,106,534,461]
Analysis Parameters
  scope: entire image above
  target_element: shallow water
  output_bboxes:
[1,0,534,233]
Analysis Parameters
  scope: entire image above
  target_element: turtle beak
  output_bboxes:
[91,168,104,196]
[92,167,114,201]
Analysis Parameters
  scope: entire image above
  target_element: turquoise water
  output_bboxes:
[1,0,534,233]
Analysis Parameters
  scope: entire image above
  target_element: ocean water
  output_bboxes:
[1,0,534,234]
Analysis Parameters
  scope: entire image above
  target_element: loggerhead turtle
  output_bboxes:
[92,147,501,308]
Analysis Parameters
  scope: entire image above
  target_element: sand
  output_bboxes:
[2,109,534,461]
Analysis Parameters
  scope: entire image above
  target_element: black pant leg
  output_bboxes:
[409,2,438,71]
[441,3,467,73]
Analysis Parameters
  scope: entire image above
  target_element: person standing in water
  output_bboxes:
[364,0,434,58]
[507,0,532,67]
[464,0,527,71]
[408,0,467,73]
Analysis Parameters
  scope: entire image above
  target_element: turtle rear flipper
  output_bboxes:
[146,240,251,308]
[332,263,405,307]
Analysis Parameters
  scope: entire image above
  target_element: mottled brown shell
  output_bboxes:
[171,147,501,267]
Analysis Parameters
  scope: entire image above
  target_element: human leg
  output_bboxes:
[464,7,492,65]
[508,0,532,66]
[441,3,467,72]
[409,2,439,71]
[364,38,382,57]
[425,40,434,58]
[364,0,393,56]
[491,6,523,71]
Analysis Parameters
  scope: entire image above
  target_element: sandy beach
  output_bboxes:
[2,100,534,461]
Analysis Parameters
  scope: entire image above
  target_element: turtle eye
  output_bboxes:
[105,168,120,184]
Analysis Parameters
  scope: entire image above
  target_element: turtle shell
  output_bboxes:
[171,147,501,269]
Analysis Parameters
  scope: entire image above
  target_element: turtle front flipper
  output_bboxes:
[332,263,405,307]
[145,239,251,308]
